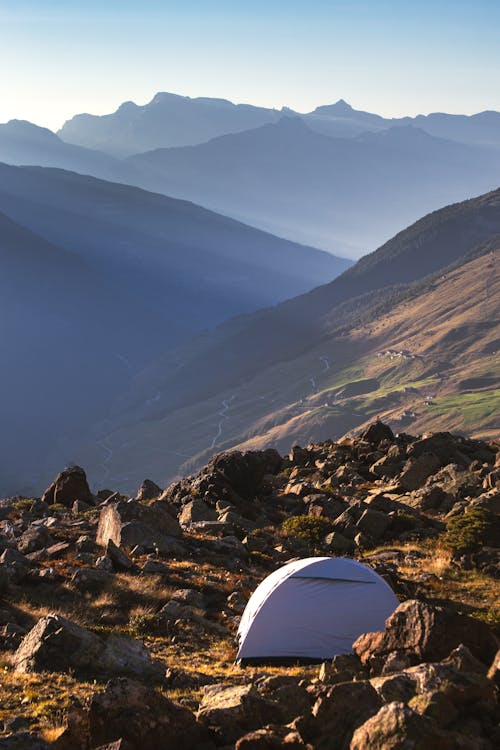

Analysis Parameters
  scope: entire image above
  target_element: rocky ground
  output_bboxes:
[0,422,499,749]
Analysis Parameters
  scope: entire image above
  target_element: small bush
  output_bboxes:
[443,507,499,554]
[282,515,333,545]
[128,611,159,637]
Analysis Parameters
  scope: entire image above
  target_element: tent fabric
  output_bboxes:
[237,556,399,662]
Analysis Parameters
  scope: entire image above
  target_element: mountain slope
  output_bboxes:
[0,164,349,495]
[0,120,132,180]
[79,190,500,491]
[128,118,500,255]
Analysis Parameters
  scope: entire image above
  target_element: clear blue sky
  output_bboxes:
[1,0,499,130]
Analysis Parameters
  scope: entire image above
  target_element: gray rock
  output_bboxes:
[323,531,356,554]
[356,508,391,540]
[179,498,217,526]
[106,539,135,571]
[71,567,113,591]
[350,701,454,749]
[17,525,53,554]
[96,499,182,553]
[135,479,162,502]
[141,559,169,575]
[13,614,162,679]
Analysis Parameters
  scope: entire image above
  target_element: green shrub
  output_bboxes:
[282,515,333,545]
[443,507,499,554]
[128,611,159,637]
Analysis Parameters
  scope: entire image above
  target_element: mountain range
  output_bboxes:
[78,189,500,492]
[58,93,500,154]
[0,163,347,494]
[2,95,500,256]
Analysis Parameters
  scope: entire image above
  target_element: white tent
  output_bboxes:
[237,556,398,663]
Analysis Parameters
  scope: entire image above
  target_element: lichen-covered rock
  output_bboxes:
[349,701,456,749]
[197,683,275,742]
[353,599,498,672]
[309,680,383,750]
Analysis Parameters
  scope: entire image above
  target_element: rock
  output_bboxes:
[186,448,282,513]
[356,508,390,540]
[0,569,10,599]
[487,648,500,687]
[135,479,162,502]
[350,701,455,749]
[310,680,383,750]
[0,734,49,749]
[141,560,170,575]
[172,588,206,609]
[56,677,209,750]
[362,421,395,445]
[323,531,356,554]
[42,466,94,507]
[95,556,114,572]
[17,525,53,554]
[45,541,71,559]
[257,676,311,724]
[13,614,162,680]
[179,498,217,526]
[236,728,306,749]
[71,567,113,591]
[353,599,498,672]
[75,535,97,553]
[158,600,195,622]
[96,499,182,553]
[318,653,365,684]
[106,540,135,572]
[398,454,441,491]
[197,683,275,743]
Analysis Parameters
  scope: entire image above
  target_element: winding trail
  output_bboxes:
[210,395,235,449]
[320,355,330,372]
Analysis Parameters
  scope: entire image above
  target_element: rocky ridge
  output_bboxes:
[0,423,498,748]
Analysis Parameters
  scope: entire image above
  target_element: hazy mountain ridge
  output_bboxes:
[58,92,500,154]
[78,190,500,491]
[4,98,500,256]
[0,163,348,495]
[126,118,500,254]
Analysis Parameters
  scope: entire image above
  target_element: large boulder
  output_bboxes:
[362,422,395,446]
[197,683,275,743]
[178,498,217,527]
[350,701,455,749]
[398,454,441,491]
[309,680,383,750]
[135,479,162,502]
[96,499,182,553]
[17,525,53,554]
[55,678,209,750]
[13,614,162,680]
[354,600,498,672]
[42,466,94,507]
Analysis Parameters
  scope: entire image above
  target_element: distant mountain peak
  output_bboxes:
[332,98,353,112]
[2,119,59,142]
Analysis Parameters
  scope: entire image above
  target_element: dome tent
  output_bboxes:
[237,557,398,664]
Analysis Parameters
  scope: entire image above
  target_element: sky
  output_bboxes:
[1,0,499,131]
